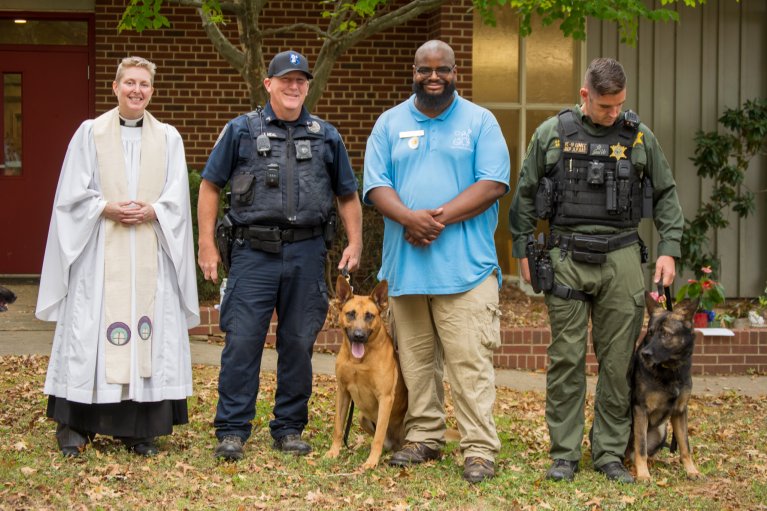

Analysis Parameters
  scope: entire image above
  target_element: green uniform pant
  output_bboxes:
[544,243,645,468]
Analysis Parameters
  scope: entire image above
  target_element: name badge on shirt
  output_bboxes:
[400,130,424,150]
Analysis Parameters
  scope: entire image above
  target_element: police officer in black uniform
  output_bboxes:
[509,58,684,483]
[198,50,362,460]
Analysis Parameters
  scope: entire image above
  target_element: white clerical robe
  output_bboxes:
[37,118,199,405]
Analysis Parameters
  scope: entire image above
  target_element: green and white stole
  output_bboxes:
[93,107,166,384]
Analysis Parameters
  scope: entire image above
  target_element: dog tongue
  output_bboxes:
[351,342,365,359]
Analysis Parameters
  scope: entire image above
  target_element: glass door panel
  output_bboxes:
[2,73,22,176]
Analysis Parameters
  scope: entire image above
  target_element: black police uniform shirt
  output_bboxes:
[201,102,358,206]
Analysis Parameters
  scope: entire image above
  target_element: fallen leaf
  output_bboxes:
[20,467,36,476]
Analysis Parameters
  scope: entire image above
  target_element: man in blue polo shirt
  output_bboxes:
[363,40,510,483]
[198,50,362,461]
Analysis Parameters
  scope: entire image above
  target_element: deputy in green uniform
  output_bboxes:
[509,58,684,483]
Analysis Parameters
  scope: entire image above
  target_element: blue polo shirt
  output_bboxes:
[363,92,510,296]
[202,102,358,197]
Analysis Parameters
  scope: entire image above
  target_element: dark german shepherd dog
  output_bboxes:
[627,293,704,482]
[0,285,16,312]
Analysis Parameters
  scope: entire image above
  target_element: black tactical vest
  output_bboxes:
[545,109,644,228]
[229,109,334,228]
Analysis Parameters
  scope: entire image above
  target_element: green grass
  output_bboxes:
[1,355,766,510]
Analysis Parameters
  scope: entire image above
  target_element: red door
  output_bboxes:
[0,49,90,273]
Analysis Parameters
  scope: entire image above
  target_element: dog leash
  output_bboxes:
[657,282,673,311]
[340,264,355,449]
[341,264,352,292]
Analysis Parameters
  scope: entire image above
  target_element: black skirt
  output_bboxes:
[47,396,188,438]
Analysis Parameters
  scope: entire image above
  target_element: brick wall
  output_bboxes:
[95,0,476,171]
[192,306,767,375]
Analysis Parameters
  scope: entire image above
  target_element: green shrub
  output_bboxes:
[187,169,223,302]
[680,98,767,279]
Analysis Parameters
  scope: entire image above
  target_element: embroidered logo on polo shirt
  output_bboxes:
[451,129,472,151]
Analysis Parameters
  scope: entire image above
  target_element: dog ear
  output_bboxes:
[672,297,700,324]
[336,275,353,304]
[370,280,389,311]
[645,291,658,314]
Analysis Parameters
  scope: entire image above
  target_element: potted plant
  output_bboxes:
[675,266,726,328]
[749,282,767,328]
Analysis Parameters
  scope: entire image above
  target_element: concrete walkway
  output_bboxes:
[2,278,764,397]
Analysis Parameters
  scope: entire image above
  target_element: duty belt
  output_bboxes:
[233,224,323,254]
[548,231,641,264]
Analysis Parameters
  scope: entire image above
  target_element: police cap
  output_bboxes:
[267,51,313,79]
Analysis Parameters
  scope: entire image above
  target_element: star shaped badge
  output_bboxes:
[610,143,627,161]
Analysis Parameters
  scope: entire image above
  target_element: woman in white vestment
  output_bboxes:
[36,56,199,457]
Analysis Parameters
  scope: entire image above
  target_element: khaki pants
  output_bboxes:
[390,273,502,461]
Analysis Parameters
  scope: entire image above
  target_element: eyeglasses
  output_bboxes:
[414,65,455,78]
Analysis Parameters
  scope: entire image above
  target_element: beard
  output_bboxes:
[412,79,456,110]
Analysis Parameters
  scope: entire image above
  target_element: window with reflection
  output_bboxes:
[3,73,22,177]
[0,19,87,45]
[473,11,581,275]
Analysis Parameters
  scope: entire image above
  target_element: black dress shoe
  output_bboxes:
[389,442,442,466]
[129,440,159,457]
[273,434,312,455]
[119,437,159,457]
[61,445,83,457]
[596,461,635,483]
[545,459,579,481]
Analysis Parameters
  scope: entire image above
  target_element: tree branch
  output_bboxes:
[198,7,245,73]
[172,0,243,15]
[260,23,331,38]
[341,0,445,47]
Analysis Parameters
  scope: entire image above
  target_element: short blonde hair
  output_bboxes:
[115,56,157,85]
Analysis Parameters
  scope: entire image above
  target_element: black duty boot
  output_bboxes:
[273,434,312,455]
[214,435,244,460]
[596,461,635,483]
[545,459,579,482]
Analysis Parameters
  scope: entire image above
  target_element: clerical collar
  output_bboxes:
[119,115,144,127]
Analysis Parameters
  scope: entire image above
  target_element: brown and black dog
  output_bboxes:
[627,293,703,482]
[324,276,408,470]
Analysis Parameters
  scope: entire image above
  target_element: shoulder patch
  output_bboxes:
[213,124,229,148]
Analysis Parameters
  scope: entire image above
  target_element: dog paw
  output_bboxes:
[636,473,652,483]
[361,459,379,470]
[324,449,340,459]
[686,471,705,480]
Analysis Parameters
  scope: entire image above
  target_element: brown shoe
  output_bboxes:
[463,456,495,483]
[388,442,441,466]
